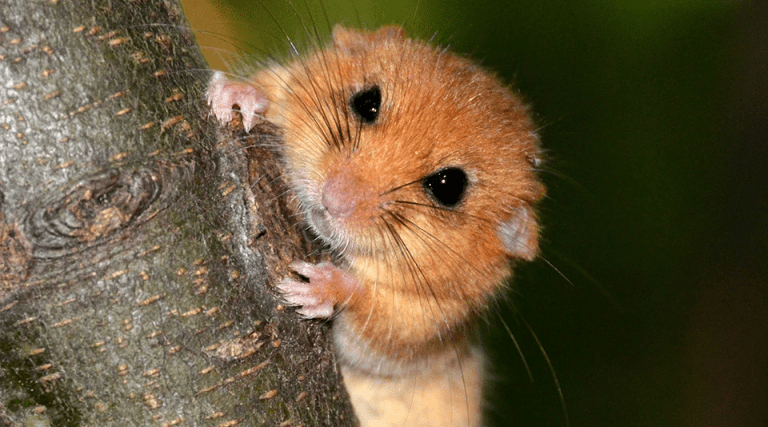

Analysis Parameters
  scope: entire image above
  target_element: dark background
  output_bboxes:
[183,0,767,425]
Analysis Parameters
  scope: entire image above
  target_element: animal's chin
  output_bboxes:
[307,206,374,256]
[308,208,346,249]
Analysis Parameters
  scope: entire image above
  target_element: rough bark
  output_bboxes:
[0,0,355,425]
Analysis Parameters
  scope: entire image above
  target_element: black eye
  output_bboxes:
[423,167,468,208]
[350,85,381,124]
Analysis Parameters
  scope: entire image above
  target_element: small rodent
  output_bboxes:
[207,25,545,427]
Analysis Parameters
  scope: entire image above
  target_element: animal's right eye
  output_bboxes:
[350,85,381,124]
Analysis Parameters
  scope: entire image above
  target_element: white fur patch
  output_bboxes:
[498,205,538,261]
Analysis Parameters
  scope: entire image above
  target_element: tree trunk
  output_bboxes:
[0,0,355,425]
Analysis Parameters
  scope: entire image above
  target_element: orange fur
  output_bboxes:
[255,25,542,357]
[209,25,544,427]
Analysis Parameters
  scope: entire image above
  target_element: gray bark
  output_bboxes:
[0,0,355,425]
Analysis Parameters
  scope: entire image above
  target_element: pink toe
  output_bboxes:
[276,278,334,319]
[206,70,269,131]
[297,303,334,318]
[276,279,311,295]
[289,261,337,282]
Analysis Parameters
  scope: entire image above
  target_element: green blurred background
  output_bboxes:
[182,0,767,425]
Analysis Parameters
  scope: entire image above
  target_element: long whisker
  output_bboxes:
[392,199,494,224]
[381,217,434,334]
[256,1,301,58]
[385,212,451,334]
[521,316,570,427]
[380,178,422,196]
[498,315,533,382]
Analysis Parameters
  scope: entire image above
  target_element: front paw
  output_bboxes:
[276,261,359,319]
[206,71,269,132]
[276,261,335,319]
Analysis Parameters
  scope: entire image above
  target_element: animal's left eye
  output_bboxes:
[423,167,468,208]
[350,85,381,124]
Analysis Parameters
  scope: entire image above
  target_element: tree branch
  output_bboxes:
[0,0,354,425]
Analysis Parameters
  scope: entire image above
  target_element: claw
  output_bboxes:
[206,71,269,132]
[276,277,335,319]
[276,261,360,319]
[288,261,335,281]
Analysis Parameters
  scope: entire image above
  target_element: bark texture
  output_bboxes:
[0,0,355,425]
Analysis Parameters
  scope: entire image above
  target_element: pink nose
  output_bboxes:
[321,174,356,219]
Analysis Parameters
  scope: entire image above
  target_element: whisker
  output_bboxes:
[256,1,301,58]
[537,254,574,288]
[392,199,493,224]
[380,178,422,196]
[381,218,431,331]
[385,212,451,333]
[521,316,570,427]
[498,315,533,383]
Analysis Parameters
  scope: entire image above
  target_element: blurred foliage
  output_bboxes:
[184,0,767,425]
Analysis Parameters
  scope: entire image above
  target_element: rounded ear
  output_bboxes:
[372,25,406,41]
[332,25,406,52]
[497,204,540,261]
